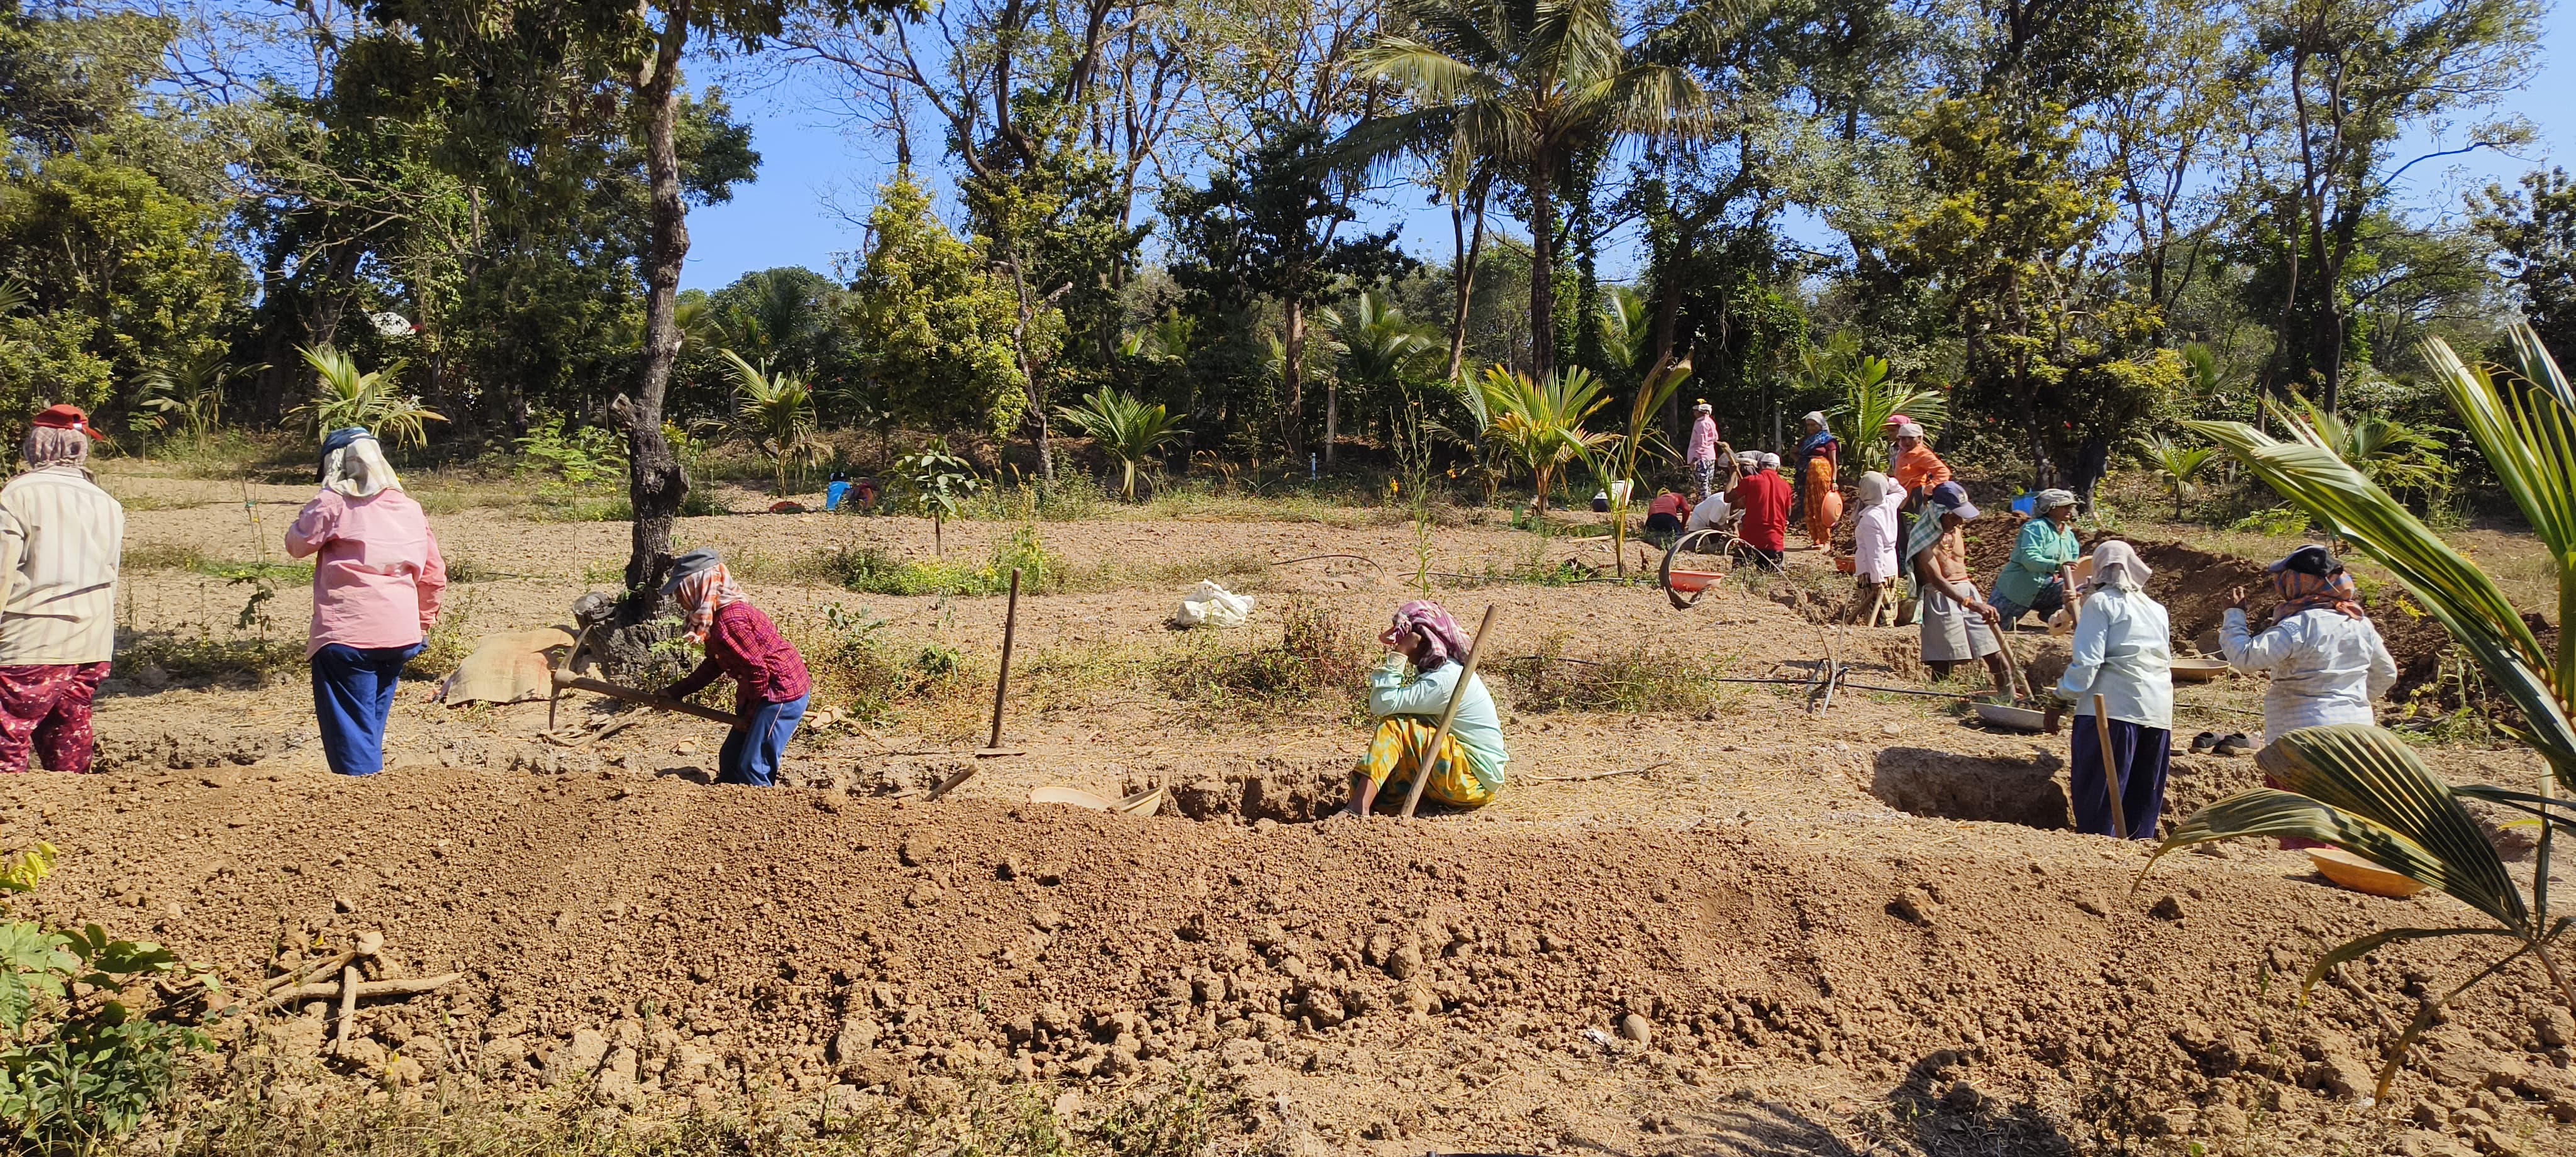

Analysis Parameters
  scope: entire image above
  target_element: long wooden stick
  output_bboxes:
[989,568,1021,749]
[550,672,745,728]
[1989,624,2031,704]
[2094,694,2129,839]
[1399,605,1499,822]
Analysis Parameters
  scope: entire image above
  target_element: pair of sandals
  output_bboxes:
[2191,731,2252,756]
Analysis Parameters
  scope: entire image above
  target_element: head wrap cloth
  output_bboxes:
[318,427,402,498]
[1391,600,1471,672]
[2084,540,2153,594]
[660,548,748,645]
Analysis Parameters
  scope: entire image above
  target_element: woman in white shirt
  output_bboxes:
[1849,471,1904,625]
[2220,545,2399,746]
[2053,541,2174,839]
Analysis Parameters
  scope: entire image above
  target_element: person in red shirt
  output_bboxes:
[1642,489,1689,541]
[1732,455,1794,567]
[657,548,813,787]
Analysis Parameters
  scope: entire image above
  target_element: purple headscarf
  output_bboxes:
[1391,600,1471,670]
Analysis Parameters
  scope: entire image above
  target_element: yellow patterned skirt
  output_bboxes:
[1357,716,1494,810]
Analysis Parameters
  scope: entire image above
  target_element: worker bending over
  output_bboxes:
[1733,453,1792,568]
[1906,483,2012,700]
[2053,541,2174,839]
[657,548,813,786]
[2221,545,2397,746]
[1340,601,1507,817]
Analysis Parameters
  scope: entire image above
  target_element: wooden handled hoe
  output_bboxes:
[546,624,745,731]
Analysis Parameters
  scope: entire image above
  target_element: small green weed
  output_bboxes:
[2227,506,2310,536]
[0,845,216,1153]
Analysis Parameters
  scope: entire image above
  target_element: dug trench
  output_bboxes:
[9,764,2575,1154]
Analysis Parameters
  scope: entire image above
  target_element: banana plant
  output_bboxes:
[2153,322,2576,1102]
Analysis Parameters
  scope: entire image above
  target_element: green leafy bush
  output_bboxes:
[0,845,215,1151]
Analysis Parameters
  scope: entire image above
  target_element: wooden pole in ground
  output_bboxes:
[1398,604,1499,822]
[2093,693,2129,839]
[988,568,1021,750]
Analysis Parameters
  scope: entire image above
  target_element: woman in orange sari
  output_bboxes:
[1796,412,1842,550]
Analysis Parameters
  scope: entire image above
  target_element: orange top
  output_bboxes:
[1892,444,1951,495]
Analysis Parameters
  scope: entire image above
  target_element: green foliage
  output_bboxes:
[2271,396,2452,502]
[0,847,214,1150]
[1814,338,1948,477]
[0,151,240,431]
[1870,96,2174,483]
[1472,363,1615,512]
[513,414,626,487]
[820,528,1065,599]
[1054,389,1187,501]
[847,173,1030,440]
[133,352,253,448]
[2131,434,2218,518]
[892,439,982,555]
[720,350,826,496]
[290,346,443,448]
[1344,0,1711,379]
[2477,167,2576,366]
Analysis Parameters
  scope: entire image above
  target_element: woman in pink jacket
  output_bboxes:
[285,428,446,776]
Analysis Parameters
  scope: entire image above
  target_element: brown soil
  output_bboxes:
[18,464,2575,1155]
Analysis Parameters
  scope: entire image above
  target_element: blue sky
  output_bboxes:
[679,19,2576,292]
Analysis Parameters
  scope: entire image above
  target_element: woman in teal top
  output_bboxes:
[1992,489,2082,628]
[1340,600,1509,816]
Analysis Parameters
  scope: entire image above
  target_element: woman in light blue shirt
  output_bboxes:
[1340,601,1509,816]
[2053,541,2175,839]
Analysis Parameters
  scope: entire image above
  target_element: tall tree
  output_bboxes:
[2239,0,2538,409]
[1341,0,1714,383]
[1163,123,1405,462]
[2475,169,2576,366]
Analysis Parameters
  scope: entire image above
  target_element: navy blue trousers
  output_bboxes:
[313,643,423,777]
[2070,715,2171,839]
[718,694,808,787]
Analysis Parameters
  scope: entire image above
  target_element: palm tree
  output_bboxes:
[135,353,258,448]
[1326,292,1442,453]
[1574,354,1689,575]
[291,345,443,447]
[2131,434,2217,519]
[2273,397,2453,501]
[1343,0,1712,382]
[719,350,826,497]
[1474,363,1616,513]
[1055,388,1189,501]
[1597,285,1653,372]
[1818,350,1946,477]
[2148,323,2576,1103]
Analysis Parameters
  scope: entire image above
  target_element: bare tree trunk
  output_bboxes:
[1528,160,1557,384]
[615,5,694,620]
[1446,180,1487,385]
[1324,379,1338,468]
[1282,297,1307,460]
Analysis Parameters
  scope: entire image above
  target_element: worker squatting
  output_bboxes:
[0,410,2395,844]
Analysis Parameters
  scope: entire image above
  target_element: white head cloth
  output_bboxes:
[321,434,403,499]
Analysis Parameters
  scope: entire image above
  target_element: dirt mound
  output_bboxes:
[8,767,2572,1152]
